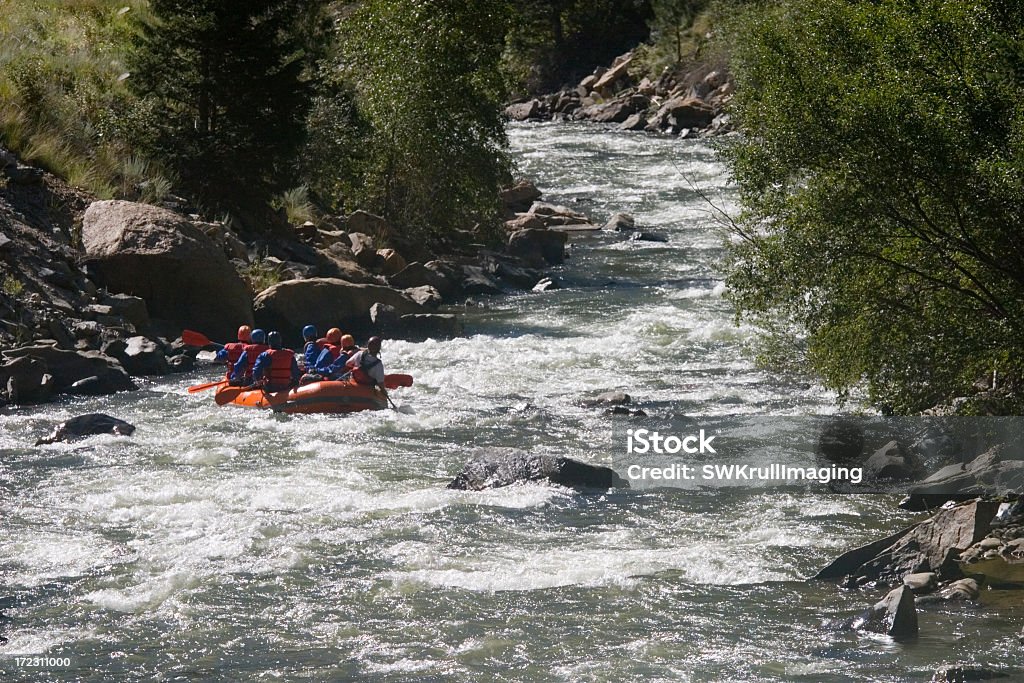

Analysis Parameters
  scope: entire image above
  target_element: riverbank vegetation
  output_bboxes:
[3,0,1016,414]
[724,0,1024,414]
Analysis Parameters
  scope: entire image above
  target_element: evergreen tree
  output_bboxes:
[128,0,317,220]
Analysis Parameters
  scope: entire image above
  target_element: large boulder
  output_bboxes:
[815,499,1000,585]
[102,335,169,376]
[448,450,629,490]
[81,200,253,340]
[3,345,136,395]
[647,96,715,133]
[0,355,54,404]
[508,228,567,267]
[591,52,633,95]
[505,100,542,121]
[500,181,543,213]
[388,261,456,297]
[909,445,1024,499]
[253,278,425,343]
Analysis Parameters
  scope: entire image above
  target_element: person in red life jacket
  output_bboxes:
[312,327,344,373]
[340,334,358,357]
[229,328,269,385]
[214,325,251,378]
[300,324,322,372]
[345,336,386,390]
[249,331,299,392]
[318,333,360,381]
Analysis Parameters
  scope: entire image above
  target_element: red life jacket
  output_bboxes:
[348,351,382,386]
[241,343,269,376]
[321,343,343,361]
[223,341,246,366]
[265,348,295,388]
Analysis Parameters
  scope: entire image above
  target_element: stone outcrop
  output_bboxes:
[81,200,253,340]
[815,499,999,585]
[3,344,136,398]
[508,50,734,139]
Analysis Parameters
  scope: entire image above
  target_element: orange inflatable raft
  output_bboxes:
[214,374,412,414]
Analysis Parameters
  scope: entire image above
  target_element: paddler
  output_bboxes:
[249,331,300,392]
[300,324,321,371]
[230,328,269,386]
[312,327,344,372]
[214,325,251,378]
[316,334,359,381]
[345,336,386,392]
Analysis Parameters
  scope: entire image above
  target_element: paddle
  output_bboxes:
[182,329,224,350]
[384,373,413,390]
[187,379,227,393]
[214,385,246,406]
[382,388,414,414]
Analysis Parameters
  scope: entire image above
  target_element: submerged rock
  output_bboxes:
[35,413,136,445]
[931,667,1010,682]
[448,450,628,491]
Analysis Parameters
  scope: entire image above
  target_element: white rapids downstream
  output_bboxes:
[1,122,1020,682]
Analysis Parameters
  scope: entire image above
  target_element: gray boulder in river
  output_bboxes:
[448,450,629,491]
[35,413,136,445]
[837,585,918,641]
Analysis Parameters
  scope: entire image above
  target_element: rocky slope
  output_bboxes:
[0,144,604,405]
[506,51,734,138]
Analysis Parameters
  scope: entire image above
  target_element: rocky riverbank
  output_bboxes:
[816,426,1024,672]
[0,145,620,406]
[506,50,734,139]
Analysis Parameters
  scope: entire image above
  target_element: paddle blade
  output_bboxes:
[182,329,214,348]
[187,379,226,394]
[384,373,413,389]
[214,386,245,406]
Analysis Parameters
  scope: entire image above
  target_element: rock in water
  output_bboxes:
[840,585,918,640]
[814,499,999,585]
[448,450,628,491]
[931,667,1009,682]
[35,413,136,445]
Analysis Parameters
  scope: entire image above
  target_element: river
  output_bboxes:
[0,122,1019,681]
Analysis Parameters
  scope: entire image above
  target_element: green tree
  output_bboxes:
[344,0,512,242]
[724,0,1024,413]
[128,0,319,221]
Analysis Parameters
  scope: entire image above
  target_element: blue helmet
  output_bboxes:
[268,331,283,350]
[302,324,317,340]
[251,328,266,344]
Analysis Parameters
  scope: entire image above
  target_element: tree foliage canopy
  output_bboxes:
[343,0,512,241]
[724,0,1024,413]
[129,0,320,216]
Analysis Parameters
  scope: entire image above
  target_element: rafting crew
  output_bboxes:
[214,325,251,378]
[229,328,269,386]
[248,331,300,392]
